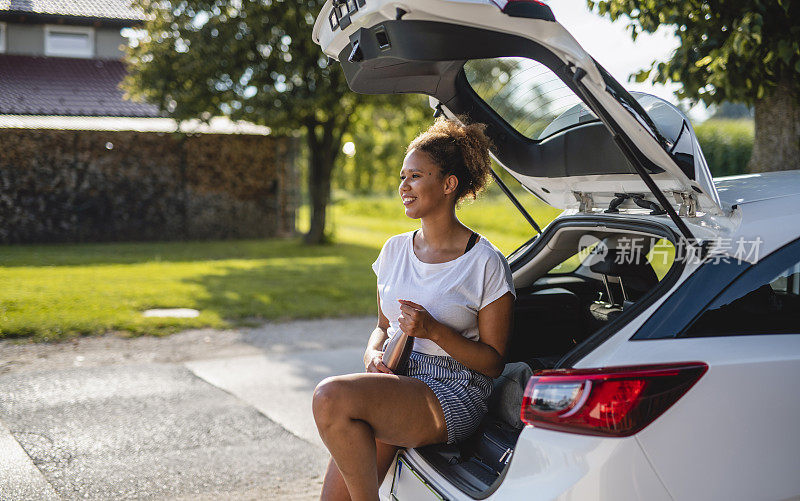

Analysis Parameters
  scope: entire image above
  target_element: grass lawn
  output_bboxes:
[1,187,560,341]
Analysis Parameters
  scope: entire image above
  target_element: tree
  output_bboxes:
[123,0,371,244]
[588,0,800,172]
[335,97,430,195]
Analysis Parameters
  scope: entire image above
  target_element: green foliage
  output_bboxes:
[588,0,800,106]
[315,185,561,253]
[333,91,535,196]
[694,119,754,177]
[123,0,357,131]
[334,95,432,194]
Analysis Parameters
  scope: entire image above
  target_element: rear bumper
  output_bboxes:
[381,426,672,501]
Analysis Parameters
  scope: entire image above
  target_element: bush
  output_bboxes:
[0,129,298,244]
[694,119,754,177]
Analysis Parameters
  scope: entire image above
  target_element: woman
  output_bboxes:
[312,117,515,501]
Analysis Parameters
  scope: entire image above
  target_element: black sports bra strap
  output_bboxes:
[465,231,479,253]
[412,229,478,254]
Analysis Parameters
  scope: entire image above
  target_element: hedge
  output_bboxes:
[0,129,298,244]
[694,119,754,177]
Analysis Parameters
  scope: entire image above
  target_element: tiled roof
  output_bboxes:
[0,55,161,117]
[0,0,145,21]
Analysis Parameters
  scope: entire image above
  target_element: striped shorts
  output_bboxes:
[403,351,493,444]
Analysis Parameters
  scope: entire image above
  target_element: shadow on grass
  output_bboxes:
[179,241,380,324]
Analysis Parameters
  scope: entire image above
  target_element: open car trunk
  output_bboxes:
[311,0,723,497]
[313,0,729,243]
[411,215,682,498]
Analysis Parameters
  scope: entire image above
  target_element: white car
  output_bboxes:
[313,1,800,499]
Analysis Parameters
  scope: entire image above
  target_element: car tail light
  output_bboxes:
[521,362,708,437]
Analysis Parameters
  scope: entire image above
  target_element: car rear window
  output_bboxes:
[548,237,675,278]
[463,57,592,140]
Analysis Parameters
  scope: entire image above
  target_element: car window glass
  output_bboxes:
[464,57,590,140]
[646,238,675,281]
[597,64,666,147]
[548,237,674,278]
[548,241,598,275]
[595,65,699,178]
[684,246,800,337]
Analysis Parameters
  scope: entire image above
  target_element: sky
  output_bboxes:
[542,0,710,120]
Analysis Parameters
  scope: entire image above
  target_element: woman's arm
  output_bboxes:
[398,292,514,379]
[364,287,392,373]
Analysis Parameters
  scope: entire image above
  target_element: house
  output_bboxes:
[0,0,160,117]
[0,1,298,244]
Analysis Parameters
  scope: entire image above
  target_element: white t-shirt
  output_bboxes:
[372,230,516,357]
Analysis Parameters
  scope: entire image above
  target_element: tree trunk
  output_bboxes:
[303,120,340,245]
[748,81,800,173]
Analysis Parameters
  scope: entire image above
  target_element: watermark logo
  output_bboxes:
[577,234,609,266]
[699,236,763,265]
[575,236,763,267]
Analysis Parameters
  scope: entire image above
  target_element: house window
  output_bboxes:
[0,22,6,53]
[45,25,94,58]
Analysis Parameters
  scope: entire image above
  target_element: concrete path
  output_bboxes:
[0,316,374,500]
[186,347,363,448]
[0,420,60,500]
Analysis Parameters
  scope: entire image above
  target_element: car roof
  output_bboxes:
[714,170,800,206]
[709,170,800,259]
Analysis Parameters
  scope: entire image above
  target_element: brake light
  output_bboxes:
[521,362,708,437]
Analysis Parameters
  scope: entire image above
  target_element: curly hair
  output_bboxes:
[407,116,493,203]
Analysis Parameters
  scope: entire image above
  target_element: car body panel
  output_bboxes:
[494,428,671,501]
[590,336,800,501]
[379,448,455,501]
[715,170,800,206]
[378,429,671,501]
[713,196,800,261]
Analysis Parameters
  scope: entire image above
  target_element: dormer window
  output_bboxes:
[45,25,94,58]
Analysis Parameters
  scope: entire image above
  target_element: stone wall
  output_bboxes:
[0,128,298,243]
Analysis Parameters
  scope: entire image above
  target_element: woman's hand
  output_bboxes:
[364,348,393,374]
[397,299,440,342]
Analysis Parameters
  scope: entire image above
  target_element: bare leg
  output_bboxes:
[320,458,350,501]
[320,440,399,501]
[313,373,447,501]
[376,441,401,486]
